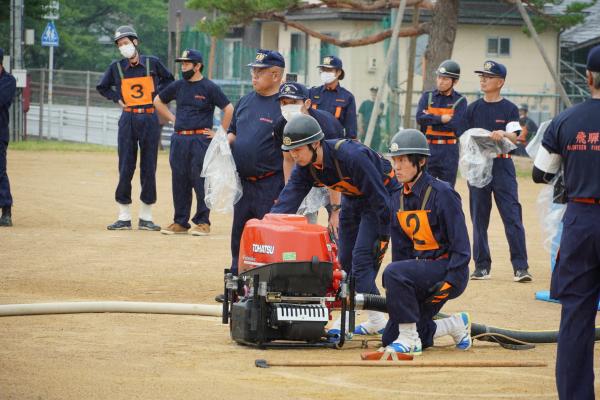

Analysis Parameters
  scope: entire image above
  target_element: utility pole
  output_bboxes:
[364,0,407,147]
[403,5,420,129]
[388,8,400,134]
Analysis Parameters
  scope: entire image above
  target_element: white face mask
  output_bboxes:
[119,43,136,59]
[320,71,337,85]
[281,103,303,121]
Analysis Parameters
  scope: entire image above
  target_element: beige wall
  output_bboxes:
[260,19,560,117]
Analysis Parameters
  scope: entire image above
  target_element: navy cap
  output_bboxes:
[278,82,309,100]
[247,49,285,68]
[586,45,600,72]
[175,49,203,63]
[474,60,507,79]
[318,55,342,69]
[317,55,345,80]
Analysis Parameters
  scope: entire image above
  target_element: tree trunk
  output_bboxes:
[422,0,459,91]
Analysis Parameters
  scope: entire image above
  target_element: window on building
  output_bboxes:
[487,37,511,57]
[223,38,242,79]
[320,32,339,60]
[290,33,306,74]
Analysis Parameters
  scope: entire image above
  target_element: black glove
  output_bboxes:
[373,235,390,269]
[425,281,453,305]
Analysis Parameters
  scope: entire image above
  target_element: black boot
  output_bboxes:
[0,207,12,227]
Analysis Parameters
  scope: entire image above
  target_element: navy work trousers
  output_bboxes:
[338,196,390,295]
[427,143,459,187]
[381,259,467,348]
[230,173,284,274]
[552,202,600,400]
[0,140,12,208]
[116,111,160,205]
[169,133,210,228]
[468,158,528,272]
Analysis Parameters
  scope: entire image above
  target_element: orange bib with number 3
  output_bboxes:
[121,75,154,107]
[397,210,439,251]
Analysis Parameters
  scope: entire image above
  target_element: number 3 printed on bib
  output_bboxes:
[121,75,154,106]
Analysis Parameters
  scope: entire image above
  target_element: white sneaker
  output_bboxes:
[449,312,472,350]
[326,312,352,338]
[390,328,422,355]
[354,315,387,335]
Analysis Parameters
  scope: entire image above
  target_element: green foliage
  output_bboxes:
[187,0,299,37]
[4,0,169,72]
[527,0,596,33]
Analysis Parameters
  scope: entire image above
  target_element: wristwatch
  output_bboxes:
[331,204,342,212]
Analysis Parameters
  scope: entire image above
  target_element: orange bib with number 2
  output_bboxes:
[121,75,154,107]
[397,210,439,251]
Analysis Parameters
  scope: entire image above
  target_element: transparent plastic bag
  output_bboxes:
[297,187,329,216]
[536,173,566,253]
[201,127,243,213]
[459,128,517,188]
[525,120,551,159]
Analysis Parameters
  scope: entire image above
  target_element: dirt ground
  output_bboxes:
[0,150,597,400]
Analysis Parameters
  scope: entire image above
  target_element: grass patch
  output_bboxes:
[10,139,114,153]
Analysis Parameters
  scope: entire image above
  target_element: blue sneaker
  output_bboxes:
[354,320,386,335]
[452,312,472,350]
[387,341,422,356]
[107,220,132,230]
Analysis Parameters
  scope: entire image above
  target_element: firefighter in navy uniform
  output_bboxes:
[0,48,16,227]
[271,114,399,336]
[374,129,471,357]
[466,60,531,282]
[226,49,286,278]
[533,45,600,400]
[154,49,233,235]
[273,81,344,181]
[416,60,467,187]
[97,25,174,231]
[309,56,357,139]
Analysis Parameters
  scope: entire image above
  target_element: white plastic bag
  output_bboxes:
[459,128,517,188]
[201,127,242,213]
[297,187,330,216]
[536,174,566,253]
[525,120,551,159]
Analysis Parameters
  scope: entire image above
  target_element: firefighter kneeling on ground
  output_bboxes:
[377,128,472,356]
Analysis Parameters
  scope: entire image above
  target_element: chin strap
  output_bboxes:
[310,143,318,164]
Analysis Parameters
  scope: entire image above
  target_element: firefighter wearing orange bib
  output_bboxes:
[271,114,399,337]
[97,25,174,230]
[416,60,467,187]
[376,128,471,357]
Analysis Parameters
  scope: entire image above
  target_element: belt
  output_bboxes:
[177,129,210,135]
[427,139,457,145]
[418,253,449,261]
[496,154,511,159]
[123,107,155,114]
[245,171,276,182]
[572,198,600,205]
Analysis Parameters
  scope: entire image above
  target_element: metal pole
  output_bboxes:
[85,70,90,143]
[515,0,572,108]
[175,10,182,77]
[364,0,407,147]
[403,5,420,129]
[15,0,24,141]
[47,46,54,139]
[388,8,400,135]
[39,69,45,139]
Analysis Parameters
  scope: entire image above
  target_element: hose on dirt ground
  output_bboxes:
[357,294,600,344]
